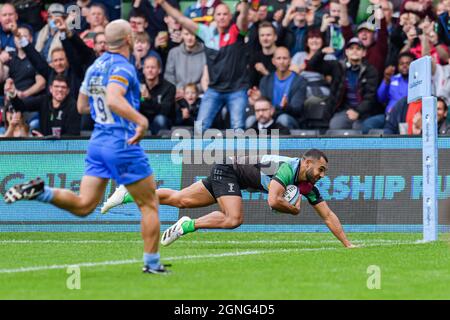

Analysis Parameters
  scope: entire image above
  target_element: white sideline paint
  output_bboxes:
[0,239,417,244]
[0,241,422,274]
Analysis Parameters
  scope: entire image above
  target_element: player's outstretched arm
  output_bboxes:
[267,180,300,215]
[156,0,198,35]
[236,2,249,32]
[106,83,149,144]
[313,201,355,248]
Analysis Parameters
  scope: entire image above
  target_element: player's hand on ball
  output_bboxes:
[294,193,301,214]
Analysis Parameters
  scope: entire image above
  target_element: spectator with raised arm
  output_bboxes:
[279,0,309,55]
[340,0,388,77]
[320,0,345,59]
[156,0,250,133]
[400,0,435,20]
[154,15,183,67]
[17,31,83,99]
[131,0,180,40]
[34,3,66,63]
[79,3,108,48]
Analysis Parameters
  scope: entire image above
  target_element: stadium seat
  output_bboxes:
[289,129,319,136]
[171,127,194,138]
[367,129,385,136]
[325,129,363,136]
[80,130,92,137]
[157,129,172,138]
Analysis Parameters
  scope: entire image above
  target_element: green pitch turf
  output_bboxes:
[0,232,449,299]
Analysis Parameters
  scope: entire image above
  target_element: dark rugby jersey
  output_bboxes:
[229,155,323,205]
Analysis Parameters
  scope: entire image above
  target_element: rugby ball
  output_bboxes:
[283,185,299,205]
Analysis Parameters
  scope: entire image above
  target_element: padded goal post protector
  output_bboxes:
[408,56,438,242]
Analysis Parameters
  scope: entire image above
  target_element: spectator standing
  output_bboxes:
[280,0,309,56]
[157,0,250,133]
[248,21,277,88]
[320,0,345,59]
[79,3,108,48]
[129,9,149,34]
[340,0,388,77]
[35,3,66,63]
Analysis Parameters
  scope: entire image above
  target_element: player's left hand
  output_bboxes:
[128,119,148,145]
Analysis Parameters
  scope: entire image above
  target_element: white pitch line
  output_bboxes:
[0,241,422,274]
[0,239,418,245]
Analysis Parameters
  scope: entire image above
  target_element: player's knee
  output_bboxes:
[74,203,96,217]
[225,215,243,229]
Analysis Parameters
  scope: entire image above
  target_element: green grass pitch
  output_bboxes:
[0,232,449,299]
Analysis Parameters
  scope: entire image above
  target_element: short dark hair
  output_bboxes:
[184,83,198,94]
[254,96,273,107]
[303,149,328,163]
[258,21,276,34]
[437,97,448,111]
[129,9,148,22]
[144,55,161,69]
[51,74,69,87]
[398,52,416,62]
[94,32,105,44]
[50,47,66,58]
[90,3,107,18]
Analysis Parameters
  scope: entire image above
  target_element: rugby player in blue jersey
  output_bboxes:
[102,149,355,248]
[4,20,168,274]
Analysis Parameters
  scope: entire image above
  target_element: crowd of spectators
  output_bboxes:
[0,0,449,138]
